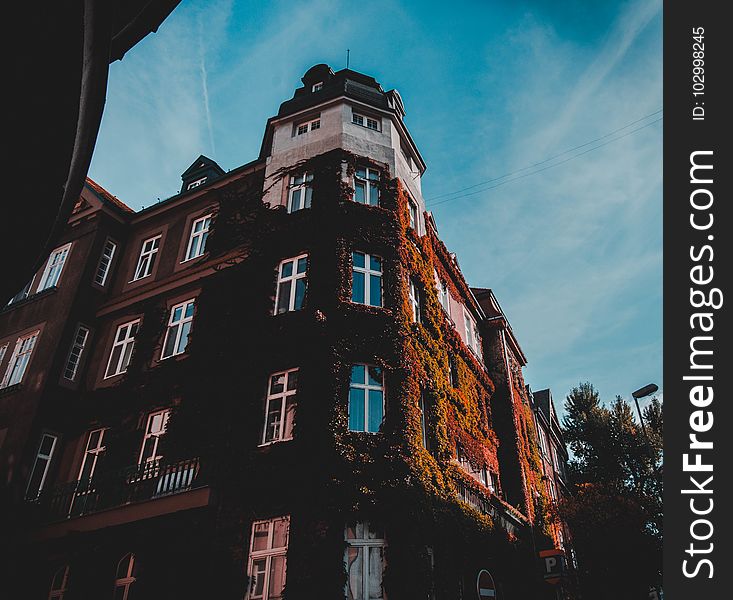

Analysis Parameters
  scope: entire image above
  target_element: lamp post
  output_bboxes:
[632,383,658,438]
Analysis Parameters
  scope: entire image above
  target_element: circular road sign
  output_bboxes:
[476,569,497,599]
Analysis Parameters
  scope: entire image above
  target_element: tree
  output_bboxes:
[560,383,662,599]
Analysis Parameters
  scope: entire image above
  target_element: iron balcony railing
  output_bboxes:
[453,476,525,537]
[34,457,203,523]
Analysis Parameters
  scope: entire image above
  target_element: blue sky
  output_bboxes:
[89,0,662,417]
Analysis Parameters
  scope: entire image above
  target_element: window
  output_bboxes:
[463,310,481,356]
[247,516,290,600]
[161,299,195,359]
[26,433,58,499]
[38,244,71,291]
[354,167,380,206]
[489,472,500,496]
[287,173,313,213]
[187,176,207,190]
[104,320,140,378]
[448,356,459,388]
[1,331,38,388]
[139,409,170,465]
[312,81,323,92]
[408,278,421,323]
[274,255,308,314]
[78,428,106,483]
[295,118,320,135]
[408,199,418,230]
[352,113,380,131]
[184,214,212,261]
[261,369,298,445]
[345,523,386,600]
[348,364,384,433]
[436,275,450,315]
[94,240,117,286]
[49,566,70,600]
[7,276,35,305]
[132,235,161,281]
[351,252,382,307]
[113,554,137,600]
[0,344,7,367]
[63,325,90,381]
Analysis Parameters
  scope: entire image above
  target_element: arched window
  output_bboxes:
[49,565,69,599]
[113,553,136,600]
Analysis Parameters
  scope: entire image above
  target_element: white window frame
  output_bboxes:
[353,166,380,206]
[104,319,140,379]
[138,409,170,465]
[351,251,383,307]
[435,273,450,316]
[7,275,36,305]
[48,565,70,600]
[1,331,39,388]
[261,369,298,445]
[311,81,323,92]
[161,299,195,359]
[184,214,212,261]
[94,239,117,286]
[295,117,320,135]
[408,278,421,323]
[38,243,71,291]
[247,516,290,600]
[408,198,419,231]
[287,173,313,213]
[274,255,308,314]
[131,235,161,281]
[77,428,106,482]
[26,432,58,499]
[0,344,7,367]
[187,176,208,190]
[352,112,380,132]
[113,554,137,600]
[63,325,90,381]
[345,523,387,600]
[348,364,385,433]
[463,310,481,356]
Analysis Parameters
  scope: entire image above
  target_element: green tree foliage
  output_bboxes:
[560,383,662,599]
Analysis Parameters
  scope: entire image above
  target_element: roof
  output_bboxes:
[85,177,134,213]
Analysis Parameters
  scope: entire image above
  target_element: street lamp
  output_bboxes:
[632,383,658,437]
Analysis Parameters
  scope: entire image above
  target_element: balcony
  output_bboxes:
[30,458,210,538]
[453,476,526,537]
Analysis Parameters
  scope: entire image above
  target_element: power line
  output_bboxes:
[427,115,662,208]
[426,109,663,205]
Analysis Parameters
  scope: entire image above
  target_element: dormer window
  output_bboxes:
[295,117,320,136]
[312,81,323,92]
[187,177,207,190]
[352,112,380,131]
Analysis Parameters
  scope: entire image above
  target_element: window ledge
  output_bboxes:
[1,287,57,314]
[0,383,23,397]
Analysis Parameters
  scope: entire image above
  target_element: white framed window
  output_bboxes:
[132,235,161,281]
[287,173,313,213]
[113,554,137,600]
[48,565,70,600]
[38,243,71,291]
[408,278,421,323]
[261,369,298,445]
[345,523,386,600]
[247,516,290,600]
[104,320,140,378]
[463,310,481,356]
[184,214,212,261]
[352,113,380,131]
[351,252,382,307]
[63,325,90,381]
[408,198,419,231]
[94,240,117,286]
[187,176,207,190]
[435,272,450,316]
[354,167,380,206]
[312,81,323,92]
[0,344,7,367]
[348,364,384,433]
[274,255,308,314]
[139,409,170,465]
[26,433,58,499]
[1,331,39,388]
[7,275,35,305]
[295,117,320,135]
[161,299,195,359]
[77,428,106,482]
